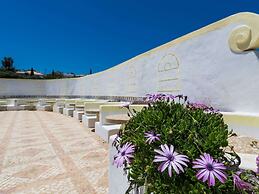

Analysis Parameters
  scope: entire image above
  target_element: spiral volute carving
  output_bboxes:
[229,24,259,53]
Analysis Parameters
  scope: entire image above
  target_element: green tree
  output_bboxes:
[30,68,34,76]
[44,70,64,79]
[1,57,15,72]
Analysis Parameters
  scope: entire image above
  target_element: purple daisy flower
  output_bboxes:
[144,131,161,144]
[154,144,189,177]
[233,172,252,191]
[193,153,227,186]
[113,142,135,168]
[145,94,156,102]
[145,93,176,102]
[187,102,219,113]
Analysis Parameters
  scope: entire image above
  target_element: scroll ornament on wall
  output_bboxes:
[228,24,259,53]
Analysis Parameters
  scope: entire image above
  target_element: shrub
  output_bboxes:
[113,94,259,194]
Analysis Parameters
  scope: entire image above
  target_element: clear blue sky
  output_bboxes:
[0,0,258,74]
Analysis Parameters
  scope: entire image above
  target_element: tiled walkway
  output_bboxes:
[0,111,108,194]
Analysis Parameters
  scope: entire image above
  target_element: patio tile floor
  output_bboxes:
[0,111,108,194]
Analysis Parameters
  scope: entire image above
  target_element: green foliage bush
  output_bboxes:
[114,96,258,194]
[0,69,20,78]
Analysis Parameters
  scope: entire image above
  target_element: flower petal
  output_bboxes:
[154,156,168,162]
[213,170,227,183]
[174,161,185,173]
[154,149,167,157]
[208,172,215,186]
[160,161,170,172]
[213,163,226,170]
[196,169,207,180]
[201,171,209,182]
[168,164,172,177]
[171,162,180,174]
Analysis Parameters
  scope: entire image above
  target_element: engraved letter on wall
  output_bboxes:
[157,53,180,93]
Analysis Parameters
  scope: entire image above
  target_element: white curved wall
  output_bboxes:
[0,12,259,113]
[0,79,46,96]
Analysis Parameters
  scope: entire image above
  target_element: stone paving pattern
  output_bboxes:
[228,136,258,154]
[0,111,108,194]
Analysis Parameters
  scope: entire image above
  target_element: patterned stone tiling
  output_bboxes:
[83,168,108,194]
[0,157,66,191]
[59,137,104,154]
[70,148,108,170]
[227,135,259,154]
[13,178,78,194]
[0,111,108,194]
[8,136,49,149]
[3,143,57,168]
[0,112,16,141]
[52,131,92,143]
[69,147,109,194]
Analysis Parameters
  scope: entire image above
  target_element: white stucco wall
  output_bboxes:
[0,13,258,113]
[0,79,46,96]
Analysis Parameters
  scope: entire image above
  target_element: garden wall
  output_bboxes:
[0,12,258,113]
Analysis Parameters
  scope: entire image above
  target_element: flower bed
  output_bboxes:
[112,94,259,194]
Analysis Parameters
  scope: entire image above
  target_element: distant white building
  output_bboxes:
[16,70,44,77]
[63,73,85,78]
[63,73,75,78]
